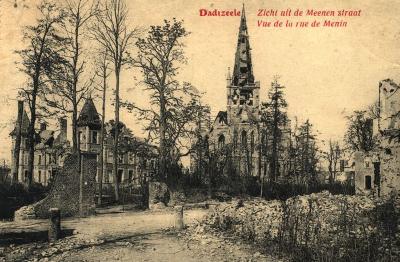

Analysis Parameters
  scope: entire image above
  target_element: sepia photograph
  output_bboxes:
[0,0,399,261]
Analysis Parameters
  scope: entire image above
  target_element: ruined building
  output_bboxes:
[205,7,291,179]
[77,97,157,189]
[10,101,69,186]
[10,98,157,187]
[354,79,400,196]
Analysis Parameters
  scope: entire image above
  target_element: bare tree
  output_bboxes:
[15,0,66,188]
[344,110,376,152]
[93,50,111,205]
[43,0,99,152]
[126,19,209,181]
[91,0,138,201]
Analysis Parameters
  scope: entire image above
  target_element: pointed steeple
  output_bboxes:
[232,4,254,86]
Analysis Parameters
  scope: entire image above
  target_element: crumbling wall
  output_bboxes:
[15,153,97,220]
[380,140,400,196]
[354,151,375,195]
[379,79,400,130]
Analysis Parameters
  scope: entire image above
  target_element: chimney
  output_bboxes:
[40,122,47,131]
[59,118,67,142]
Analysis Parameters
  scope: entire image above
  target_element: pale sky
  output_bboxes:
[1,0,400,164]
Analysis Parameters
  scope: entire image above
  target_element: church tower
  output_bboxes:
[227,5,260,123]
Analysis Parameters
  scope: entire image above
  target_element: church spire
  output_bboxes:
[232,4,254,86]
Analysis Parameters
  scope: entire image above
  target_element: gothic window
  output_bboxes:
[218,135,225,149]
[232,89,239,105]
[241,130,247,148]
[365,175,372,190]
[233,130,238,149]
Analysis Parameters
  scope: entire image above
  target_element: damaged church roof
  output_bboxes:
[232,5,254,86]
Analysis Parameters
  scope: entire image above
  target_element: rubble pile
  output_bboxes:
[14,205,36,220]
[280,191,376,258]
[0,236,105,262]
[205,198,284,242]
[203,191,398,260]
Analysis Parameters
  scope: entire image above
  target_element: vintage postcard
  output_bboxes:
[0,0,399,261]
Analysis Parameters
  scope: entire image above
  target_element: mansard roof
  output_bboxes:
[77,97,101,129]
[232,5,254,86]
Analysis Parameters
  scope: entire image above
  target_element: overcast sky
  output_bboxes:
[0,0,400,163]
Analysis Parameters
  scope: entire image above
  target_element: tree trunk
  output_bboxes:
[27,90,37,189]
[113,70,120,202]
[12,101,24,183]
[98,73,107,206]
[72,106,78,152]
[159,92,167,181]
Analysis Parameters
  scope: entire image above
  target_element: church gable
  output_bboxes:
[214,111,228,126]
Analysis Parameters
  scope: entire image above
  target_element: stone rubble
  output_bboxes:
[200,191,400,260]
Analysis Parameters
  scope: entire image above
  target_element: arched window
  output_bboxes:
[241,130,247,148]
[233,130,238,148]
[218,134,225,149]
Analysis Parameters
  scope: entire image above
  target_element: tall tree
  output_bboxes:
[15,0,66,188]
[128,19,208,181]
[261,76,288,182]
[93,50,110,205]
[43,0,99,152]
[344,110,375,152]
[91,0,138,201]
[295,120,320,188]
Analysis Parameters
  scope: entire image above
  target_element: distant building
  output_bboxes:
[354,79,400,196]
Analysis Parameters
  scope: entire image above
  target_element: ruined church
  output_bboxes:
[207,7,291,179]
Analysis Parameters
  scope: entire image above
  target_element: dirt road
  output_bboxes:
[1,208,284,262]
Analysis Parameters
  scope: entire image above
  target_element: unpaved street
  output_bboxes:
[1,208,283,261]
